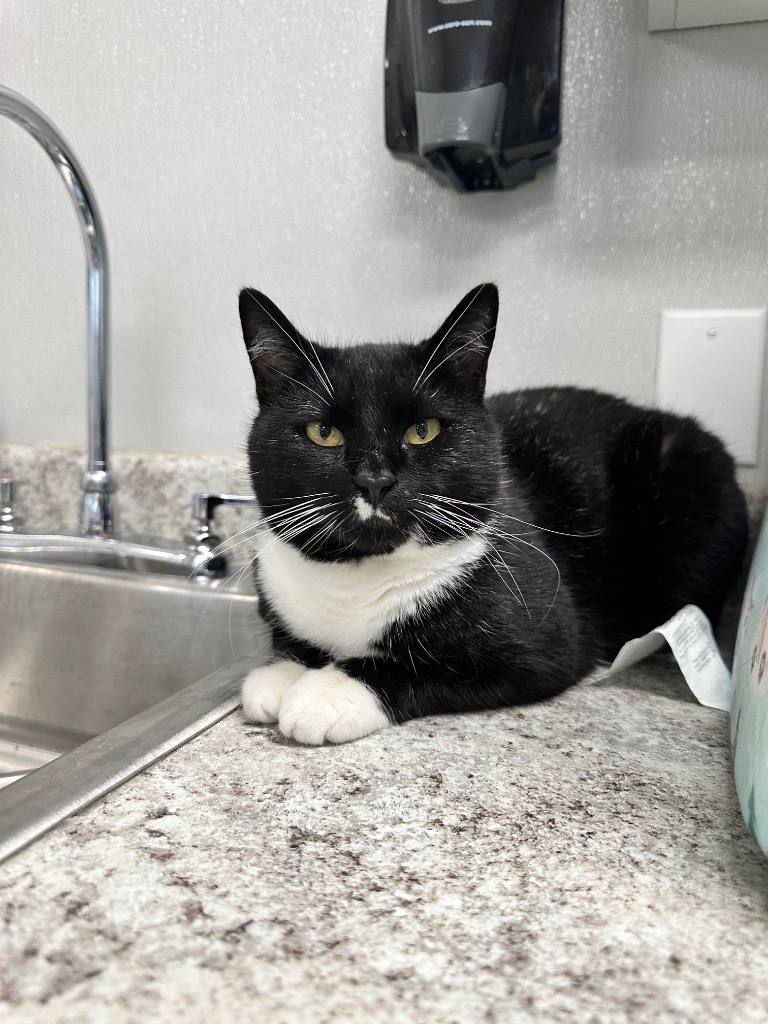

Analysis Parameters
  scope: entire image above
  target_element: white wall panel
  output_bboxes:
[0,1,767,475]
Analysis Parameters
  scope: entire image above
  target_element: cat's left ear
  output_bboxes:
[239,288,312,405]
[421,284,498,399]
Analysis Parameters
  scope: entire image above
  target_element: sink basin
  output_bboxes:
[0,551,268,862]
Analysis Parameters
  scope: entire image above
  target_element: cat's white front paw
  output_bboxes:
[242,660,306,723]
[278,666,390,745]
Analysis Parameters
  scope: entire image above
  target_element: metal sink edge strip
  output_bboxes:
[0,655,262,865]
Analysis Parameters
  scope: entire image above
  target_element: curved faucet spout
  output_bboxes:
[0,84,118,537]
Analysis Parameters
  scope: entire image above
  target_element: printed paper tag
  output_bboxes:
[605,604,732,712]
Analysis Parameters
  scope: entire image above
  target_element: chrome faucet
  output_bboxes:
[0,87,255,582]
[0,85,118,537]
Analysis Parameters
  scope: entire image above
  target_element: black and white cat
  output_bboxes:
[238,284,748,745]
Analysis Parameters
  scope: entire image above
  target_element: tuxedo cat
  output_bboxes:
[237,284,747,745]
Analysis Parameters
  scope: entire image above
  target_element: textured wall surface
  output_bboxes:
[1,1,767,469]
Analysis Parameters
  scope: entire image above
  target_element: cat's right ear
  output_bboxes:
[239,288,306,404]
[420,284,499,399]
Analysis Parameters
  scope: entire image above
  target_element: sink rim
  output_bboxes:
[0,654,262,865]
[0,533,246,584]
[0,545,265,862]
[0,546,254,593]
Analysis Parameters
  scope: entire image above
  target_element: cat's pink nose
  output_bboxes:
[355,469,396,508]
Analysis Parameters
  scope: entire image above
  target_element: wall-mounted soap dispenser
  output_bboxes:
[385,0,565,192]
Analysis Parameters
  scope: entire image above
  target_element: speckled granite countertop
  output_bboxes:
[1,655,767,1024]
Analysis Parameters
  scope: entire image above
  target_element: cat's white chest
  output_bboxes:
[256,531,488,660]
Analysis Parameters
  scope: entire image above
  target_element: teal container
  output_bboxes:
[732,509,768,856]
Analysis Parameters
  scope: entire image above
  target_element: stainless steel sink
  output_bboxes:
[0,87,269,861]
[0,551,267,862]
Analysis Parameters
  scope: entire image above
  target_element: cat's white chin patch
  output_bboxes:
[241,662,390,745]
[353,495,392,523]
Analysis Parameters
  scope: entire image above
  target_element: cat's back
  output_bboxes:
[486,387,636,524]
[486,385,747,640]
[488,387,637,458]
[487,385,741,491]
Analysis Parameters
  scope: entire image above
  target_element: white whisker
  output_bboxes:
[425,493,600,539]
[244,290,335,398]
[268,366,331,405]
[414,499,528,613]
[412,285,488,392]
[415,329,493,393]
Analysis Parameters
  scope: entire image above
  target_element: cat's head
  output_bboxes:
[240,285,502,560]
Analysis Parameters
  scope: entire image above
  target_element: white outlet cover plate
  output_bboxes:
[649,0,768,31]
[655,309,766,465]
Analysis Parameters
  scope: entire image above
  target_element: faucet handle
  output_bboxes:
[0,477,25,533]
[186,491,258,549]
[191,492,258,527]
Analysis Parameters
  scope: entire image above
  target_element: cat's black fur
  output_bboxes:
[240,284,748,724]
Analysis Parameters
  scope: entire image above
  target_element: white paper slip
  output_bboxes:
[604,604,732,712]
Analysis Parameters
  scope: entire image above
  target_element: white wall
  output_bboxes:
[1,2,767,472]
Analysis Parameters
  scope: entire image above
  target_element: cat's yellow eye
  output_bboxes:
[405,418,442,446]
[305,421,344,447]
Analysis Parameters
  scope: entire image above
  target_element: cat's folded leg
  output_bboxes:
[277,665,391,745]
[241,660,306,723]
[243,660,391,744]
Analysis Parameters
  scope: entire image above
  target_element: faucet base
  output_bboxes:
[81,469,119,537]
